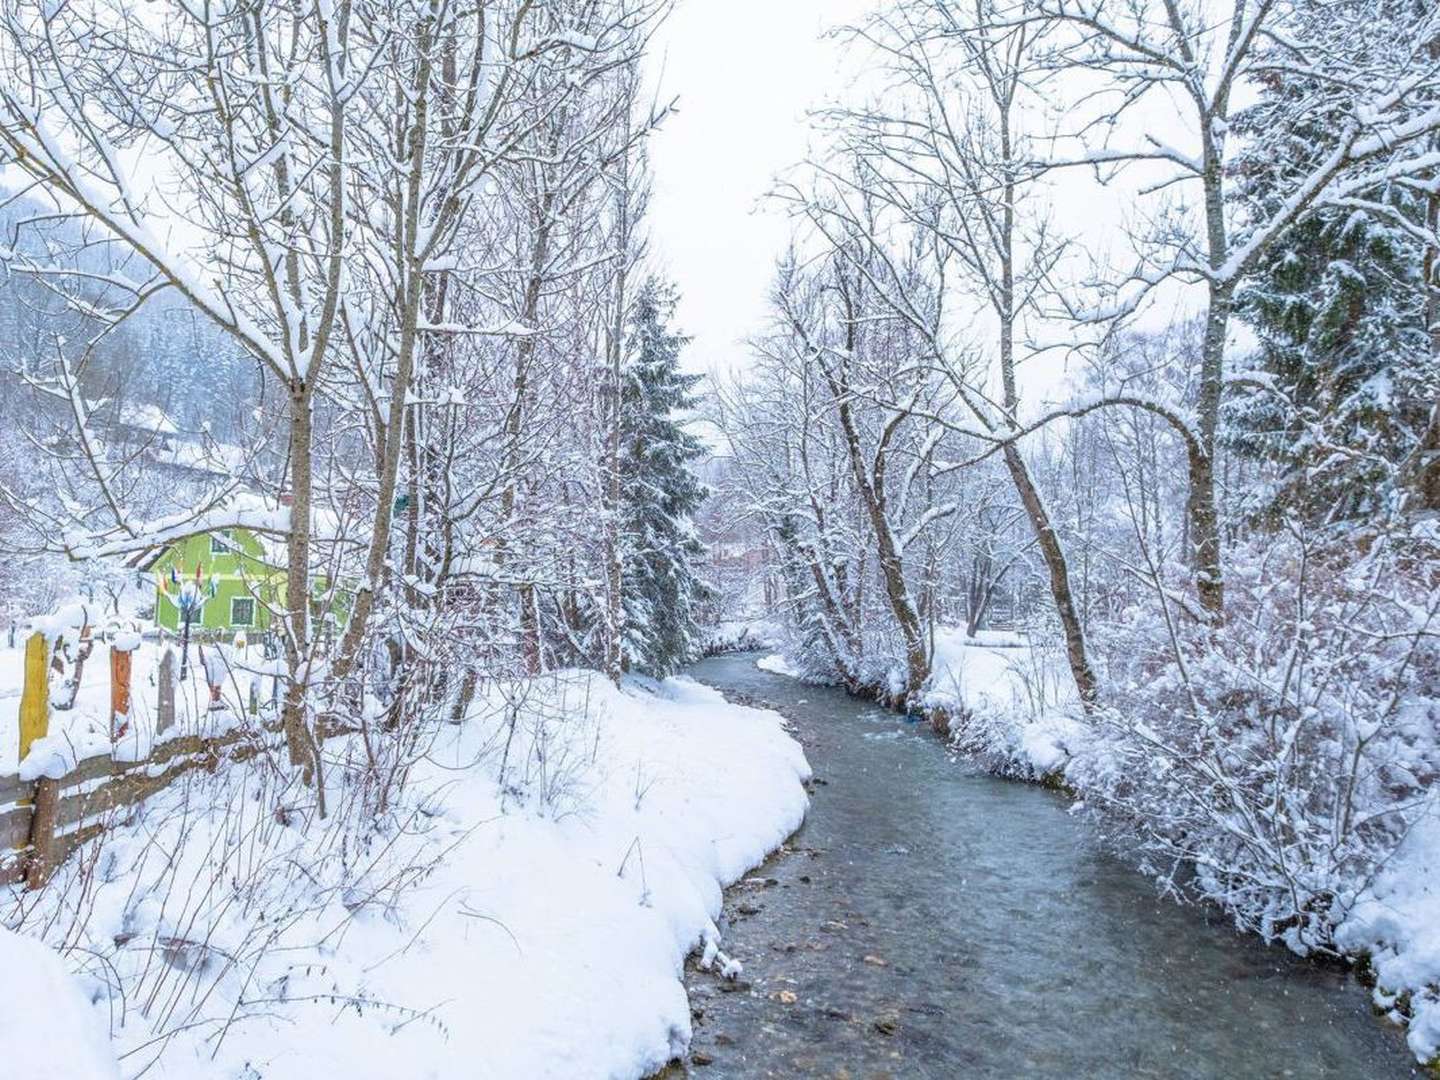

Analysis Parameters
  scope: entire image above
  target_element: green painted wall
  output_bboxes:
[153,529,281,634]
[153,529,352,636]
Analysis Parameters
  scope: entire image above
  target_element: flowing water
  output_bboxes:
[675,653,1418,1079]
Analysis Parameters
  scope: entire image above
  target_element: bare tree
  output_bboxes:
[998,0,1440,613]
[0,0,667,800]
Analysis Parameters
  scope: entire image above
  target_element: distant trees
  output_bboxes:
[808,0,1098,702]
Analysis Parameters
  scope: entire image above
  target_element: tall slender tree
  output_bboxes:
[617,278,709,677]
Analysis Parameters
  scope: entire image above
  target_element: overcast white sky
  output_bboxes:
[646,0,876,378]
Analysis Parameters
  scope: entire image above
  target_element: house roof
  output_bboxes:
[115,402,180,436]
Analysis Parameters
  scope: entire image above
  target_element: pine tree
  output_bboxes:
[618,278,709,676]
[1225,0,1439,524]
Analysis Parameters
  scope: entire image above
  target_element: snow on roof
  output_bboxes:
[114,402,180,436]
[155,438,249,476]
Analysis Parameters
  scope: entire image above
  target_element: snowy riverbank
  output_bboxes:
[3,670,811,1078]
[755,636,1440,1068]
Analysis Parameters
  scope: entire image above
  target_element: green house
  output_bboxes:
[151,528,283,634]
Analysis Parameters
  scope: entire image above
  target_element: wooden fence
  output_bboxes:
[1,630,254,889]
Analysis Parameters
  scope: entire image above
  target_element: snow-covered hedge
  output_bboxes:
[1068,528,1439,1062]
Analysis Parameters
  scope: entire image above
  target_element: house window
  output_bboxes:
[210,531,231,555]
[230,597,255,626]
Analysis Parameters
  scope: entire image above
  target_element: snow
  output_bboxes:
[1,635,266,778]
[5,670,811,1079]
[113,402,179,437]
[704,618,779,654]
[921,628,1084,779]
[1336,803,1440,1063]
[756,652,802,678]
[0,926,120,1079]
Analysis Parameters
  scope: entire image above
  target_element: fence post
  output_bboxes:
[25,778,59,889]
[110,639,136,740]
[157,647,176,735]
[18,631,49,763]
[18,631,57,889]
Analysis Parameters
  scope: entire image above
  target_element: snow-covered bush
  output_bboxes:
[701,618,781,656]
[1073,523,1440,954]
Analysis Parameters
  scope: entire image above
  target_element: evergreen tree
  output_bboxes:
[618,278,709,676]
[1225,0,1439,524]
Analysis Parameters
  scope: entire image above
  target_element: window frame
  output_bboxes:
[230,596,256,627]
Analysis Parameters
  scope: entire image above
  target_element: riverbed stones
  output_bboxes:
[872,1014,900,1037]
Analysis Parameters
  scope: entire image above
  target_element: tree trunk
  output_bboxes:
[1002,445,1099,705]
[988,123,1100,707]
[1192,280,1233,616]
[282,385,323,799]
[832,392,929,700]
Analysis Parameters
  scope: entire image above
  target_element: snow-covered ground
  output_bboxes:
[757,628,1082,779]
[755,652,803,678]
[0,926,119,1079]
[705,618,780,654]
[1337,803,1440,1063]
[920,628,1084,778]
[3,670,811,1079]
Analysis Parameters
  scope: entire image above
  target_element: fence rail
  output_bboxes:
[3,624,261,888]
[0,728,252,887]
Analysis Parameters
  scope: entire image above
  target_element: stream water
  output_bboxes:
[675,652,1419,1079]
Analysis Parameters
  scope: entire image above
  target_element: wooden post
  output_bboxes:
[18,632,58,889]
[110,645,133,740]
[25,778,59,889]
[199,644,224,711]
[157,647,176,735]
[18,631,49,764]
[178,611,193,683]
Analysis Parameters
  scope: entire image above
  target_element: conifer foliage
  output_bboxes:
[618,278,709,676]
[1226,0,1440,523]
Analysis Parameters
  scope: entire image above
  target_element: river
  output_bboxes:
[675,652,1418,1079]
